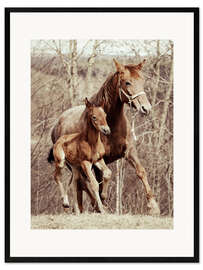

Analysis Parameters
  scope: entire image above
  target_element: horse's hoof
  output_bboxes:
[63,203,70,209]
[99,206,107,214]
[147,198,160,216]
[148,207,160,216]
[101,192,107,201]
[99,209,106,214]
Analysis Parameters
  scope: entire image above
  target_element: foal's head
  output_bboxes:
[85,98,111,135]
[113,59,152,115]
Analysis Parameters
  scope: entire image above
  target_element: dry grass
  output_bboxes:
[31,213,173,230]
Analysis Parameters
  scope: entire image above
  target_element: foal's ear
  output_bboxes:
[136,59,146,70]
[85,97,92,108]
[113,58,125,73]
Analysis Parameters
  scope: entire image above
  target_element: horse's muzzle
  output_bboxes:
[100,126,111,135]
[131,95,152,115]
[140,105,151,115]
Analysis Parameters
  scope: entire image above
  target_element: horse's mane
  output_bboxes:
[79,72,120,125]
[90,72,120,112]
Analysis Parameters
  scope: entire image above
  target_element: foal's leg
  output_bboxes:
[80,161,105,214]
[54,165,69,209]
[95,159,112,201]
[126,146,160,216]
[75,174,101,213]
[79,179,101,213]
[70,167,81,215]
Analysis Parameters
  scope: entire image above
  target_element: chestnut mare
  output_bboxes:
[52,98,111,214]
[49,59,160,215]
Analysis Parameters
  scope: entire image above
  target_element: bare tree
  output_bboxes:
[69,40,78,105]
[154,42,173,205]
[85,40,99,95]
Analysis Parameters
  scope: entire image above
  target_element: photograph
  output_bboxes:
[5,7,198,262]
[31,39,174,230]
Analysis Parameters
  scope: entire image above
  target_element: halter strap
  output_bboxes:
[117,74,146,104]
[119,87,146,104]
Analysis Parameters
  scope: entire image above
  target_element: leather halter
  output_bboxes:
[119,87,146,104]
[117,75,146,104]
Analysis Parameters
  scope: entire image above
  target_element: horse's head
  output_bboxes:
[85,98,111,135]
[113,59,151,115]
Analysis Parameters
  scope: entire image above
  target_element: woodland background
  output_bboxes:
[31,40,173,216]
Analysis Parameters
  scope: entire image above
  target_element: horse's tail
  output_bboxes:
[47,147,54,164]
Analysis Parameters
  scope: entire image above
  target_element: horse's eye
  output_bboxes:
[92,116,97,121]
[126,82,131,86]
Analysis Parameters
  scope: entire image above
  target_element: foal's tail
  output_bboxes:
[47,147,54,164]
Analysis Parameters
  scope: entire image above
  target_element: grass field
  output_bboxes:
[31,214,173,230]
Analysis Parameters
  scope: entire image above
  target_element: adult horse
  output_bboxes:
[50,59,160,215]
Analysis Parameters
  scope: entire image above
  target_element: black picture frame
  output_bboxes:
[5,7,199,263]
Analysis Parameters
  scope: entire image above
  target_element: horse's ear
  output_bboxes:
[113,58,125,73]
[85,97,92,108]
[136,59,146,70]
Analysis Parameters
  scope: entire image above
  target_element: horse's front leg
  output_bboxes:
[95,159,112,201]
[76,181,83,213]
[81,161,105,214]
[76,173,101,213]
[126,146,160,216]
[54,165,69,209]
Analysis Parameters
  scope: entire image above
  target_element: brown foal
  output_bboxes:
[53,98,111,214]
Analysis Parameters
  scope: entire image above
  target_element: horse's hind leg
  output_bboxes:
[54,165,69,209]
[70,168,81,215]
[126,146,160,216]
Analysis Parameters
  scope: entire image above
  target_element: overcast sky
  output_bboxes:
[31,39,171,57]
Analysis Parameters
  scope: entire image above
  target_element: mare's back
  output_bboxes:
[51,105,85,143]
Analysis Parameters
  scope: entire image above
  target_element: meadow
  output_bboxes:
[31,213,173,230]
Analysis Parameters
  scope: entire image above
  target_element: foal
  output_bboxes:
[53,98,111,214]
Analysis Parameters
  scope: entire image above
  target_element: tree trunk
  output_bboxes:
[57,41,71,108]
[69,40,78,106]
[116,159,125,215]
[152,40,160,106]
[154,42,173,206]
[151,40,161,131]
[85,40,99,96]
[116,160,120,214]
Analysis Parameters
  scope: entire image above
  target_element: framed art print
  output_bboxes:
[5,7,199,262]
